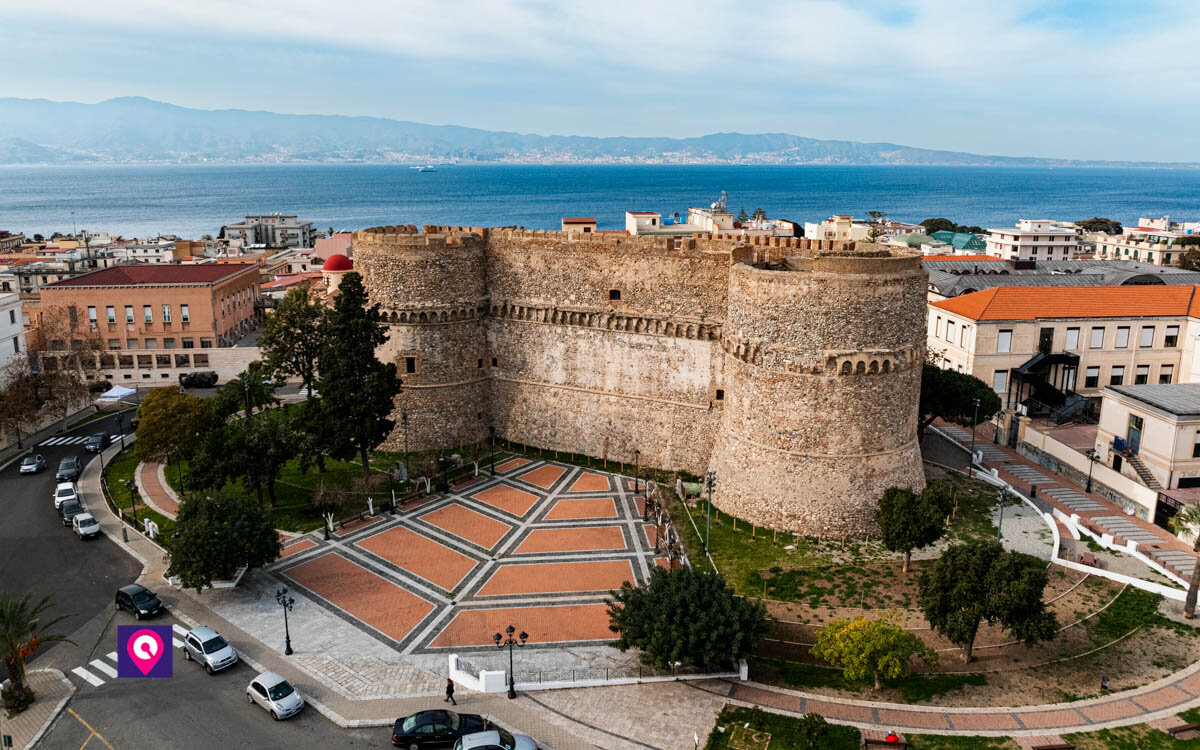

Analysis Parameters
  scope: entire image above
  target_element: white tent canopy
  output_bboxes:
[96,385,137,401]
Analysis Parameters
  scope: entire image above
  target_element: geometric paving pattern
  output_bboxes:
[272,459,665,654]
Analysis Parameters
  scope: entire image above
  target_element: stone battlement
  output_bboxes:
[355,224,926,536]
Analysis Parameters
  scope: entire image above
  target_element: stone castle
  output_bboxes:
[353,224,927,536]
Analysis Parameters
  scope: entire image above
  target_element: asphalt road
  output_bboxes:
[0,410,141,676]
[37,613,390,750]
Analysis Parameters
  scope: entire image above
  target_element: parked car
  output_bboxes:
[53,483,78,510]
[183,626,239,674]
[85,432,111,453]
[56,455,82,482]
[73,513,102,539]
[246,672,304,720]
[455,729,538,750]
[59,499,85,526]
[115,583,163,620]
[88,380,111,394]
[392,710,489,749]
[19,454,45,474]
[179,371,219,389]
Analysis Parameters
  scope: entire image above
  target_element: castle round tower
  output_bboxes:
[708,249,927,537]
[352,225,490,453]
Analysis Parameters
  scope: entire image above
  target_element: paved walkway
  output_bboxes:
[136,461,179,518]
[67,438,1200,745]
[0,669,74,750]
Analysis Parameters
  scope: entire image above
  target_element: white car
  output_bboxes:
[73,513,101,539]
[246,671,304,720]
[456,729,539,750]
[53,482,78,510]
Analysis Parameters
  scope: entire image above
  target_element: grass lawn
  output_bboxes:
[101,447,176,541]
[703,706,860,750]
[753,658,988,704]
[163,455,396,533]
[907,737,1018,749]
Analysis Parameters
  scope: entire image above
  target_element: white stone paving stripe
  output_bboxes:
[90,659,118,678]
[107,651,118,662]
[172,637,183,649]
[72,667,104,687]
[173,624,188,637]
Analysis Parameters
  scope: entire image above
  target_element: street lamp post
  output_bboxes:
[401,408,409,479]
[634,450,640,497]
[116,412,126,449]
[123,479,139,526]
[704,471,717,555]
[319,489,330,541]
[654,499,663,553]
[492,625,527,699]
[489,425,496,475]
[969,397,981,479]
[1085,448,1099,493]
[275,587,295,655]
[997,486,1008,540]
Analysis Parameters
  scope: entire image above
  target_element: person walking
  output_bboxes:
[445,678,457,705]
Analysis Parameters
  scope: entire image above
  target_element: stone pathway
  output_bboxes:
[136,460,179,518]
[0,669,74,750]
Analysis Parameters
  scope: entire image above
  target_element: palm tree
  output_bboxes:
[0,591,75,716]
[1170,504,1200,618]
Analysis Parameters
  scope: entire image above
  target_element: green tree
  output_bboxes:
[1169,504,1200,618]
[752,207,767,221]
[134,387,213,491]
[317,272,401,480]
[736,208,749,223]
[607,566,766,670]
[811,615,937,689]
[187,408,296,507]
[167,494,281,592]
[921,218,985,235]
[1176,236,1200,247]
[214,362,279,419]
[0,360,41,449]
[865,210,887,242]
[875,486,945,573]
[259,283,326,403]
[918,541,1058,662]
[0,591,75,716]
[1074,217,1122,234]
[919,363,1001,436]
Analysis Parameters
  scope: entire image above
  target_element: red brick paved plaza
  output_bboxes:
[273,459,660,652]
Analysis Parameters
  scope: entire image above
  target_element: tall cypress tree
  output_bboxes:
[317,272,401,479]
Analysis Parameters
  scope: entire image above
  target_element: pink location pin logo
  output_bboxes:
[126,628,164,676]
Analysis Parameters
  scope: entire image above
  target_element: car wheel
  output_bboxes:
[183,650,191,661]
[134,611,142,620]
[205,664,213,675]
[246,692,255,704]
[410,743,419,750]
[271,710,279,721]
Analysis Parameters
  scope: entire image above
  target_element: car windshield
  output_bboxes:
[57,488,74,498]
[61,459,76,468]
[131,590,154,604]
[21,456,36,465]
[267,681,294,701]
[79,517,97,527]
[201,636,228,654]
[62,501,81,513]
[446,712,460,731]
[401,715,419,733]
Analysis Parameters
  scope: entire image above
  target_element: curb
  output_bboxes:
[23,668,76,750]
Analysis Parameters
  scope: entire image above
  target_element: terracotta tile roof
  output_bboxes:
[931,285,1200,321]
[47,263,257,287]
[562,217,596,223]
[923,254,997,262]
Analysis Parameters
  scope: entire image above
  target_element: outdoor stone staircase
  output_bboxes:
[1125,452,1163,489]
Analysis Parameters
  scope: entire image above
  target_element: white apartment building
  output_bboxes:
[221,215,316,248]
[985,220,1081,262]
[0,293,26,382]
[1092,233,1185,267]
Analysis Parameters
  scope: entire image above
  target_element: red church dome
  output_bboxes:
[322,253,353,272]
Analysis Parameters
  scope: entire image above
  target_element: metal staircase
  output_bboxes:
[1125,453,1163,489]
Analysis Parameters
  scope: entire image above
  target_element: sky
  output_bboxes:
[1,0,1198,162]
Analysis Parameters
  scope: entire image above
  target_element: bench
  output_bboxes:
[1168,722,1200,738]
[1030,743,1075,750]
[450,474,483,491]
[1078,551,1103,569]
[398,490,423,506]
[863,740,907,749]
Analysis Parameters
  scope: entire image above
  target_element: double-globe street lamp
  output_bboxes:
[276,587,296,656]
[493,625,527,699]
[1085,448,1100,493]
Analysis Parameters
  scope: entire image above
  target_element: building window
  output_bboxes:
[12,338,18,354]
[1115,326,1130,349]
[143,305,153,324]
[992,370,1008,392]
[182,338,194,349]
[996,329,1012,353]
[163,338,176,350]
[477,358,483,369]
[125,305,134,324]
[126,339,139,350]
[1065,327,1079,350]
[405,357,416,374]
[1110,365,1125,385]
[935,316,942,337]
[1085,366,1100,388]
[491,357,498,367]
[946,320,956,343]
[1135,365,1149,385]
[106,306,116,324]
[145,338,158,349]
[1166,325,1180,347]
[162,304,171,323]
[715,389,725,400]
[107,338,120,350]
[200,338,213,349]
[609,289,621,301]
[87,306,97,327]
[1089,327,1105,349]
[1193,430,1200,458]
[1161,364,1175,384]
[1140,326,1155,347]
[181,304,190,323]
[960,325,969,347]
[68,306,78,327]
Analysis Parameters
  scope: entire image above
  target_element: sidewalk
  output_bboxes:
[0,670,74,750]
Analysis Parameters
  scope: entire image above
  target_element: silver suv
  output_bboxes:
[182,626,238,674]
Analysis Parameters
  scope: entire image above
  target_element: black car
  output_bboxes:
[59,499,85,526]
[392,710,488,749]
[85,433,111,453]
[56,455,82,482]
[115,583,164,620]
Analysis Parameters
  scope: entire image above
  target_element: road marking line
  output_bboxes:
[71,667,104,687]
[78,730,94,750]
[90,659,118,678]
[172,637,183,649]
[66,708,116,750]
[106,651,117,662]
[173,623,188,637]
[42,437,66,445]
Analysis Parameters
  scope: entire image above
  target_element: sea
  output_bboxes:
[1,164,1198,239]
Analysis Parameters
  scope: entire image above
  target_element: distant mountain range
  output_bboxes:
[0,96,1195,168]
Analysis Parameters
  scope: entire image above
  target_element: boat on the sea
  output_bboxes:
[417,165,437,172]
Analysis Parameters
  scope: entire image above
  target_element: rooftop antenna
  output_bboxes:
[710,190,727,213]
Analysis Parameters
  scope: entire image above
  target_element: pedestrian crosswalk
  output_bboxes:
[37,433,121,447]
[69,624,187,688]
